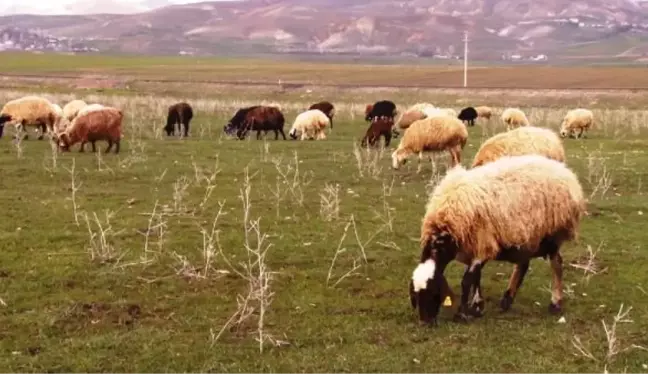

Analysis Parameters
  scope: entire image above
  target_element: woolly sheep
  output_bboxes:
[309,101,335,129]
[289,109,330,140]
[475,106,493,120]
[396,103,435,129]
[458,107,478,127]
[365,100,397,122]
[560,108,594,139]
[50,103,70,133]
[63,99,88,122]
[77,104,105,118]
[58,106,123,154]
[391,116,468,169]
[361,117,395,147]
[409,154,586,325]
[0,95,58,139]
[501,107,529,130]
[472,126,565,167]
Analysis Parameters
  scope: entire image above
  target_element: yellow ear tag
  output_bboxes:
[443,296,452,307]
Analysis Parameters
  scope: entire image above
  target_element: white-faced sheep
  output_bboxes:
[57,106,123,154]
[472,126,565,167]
[62,99,87,122]
[475,106,493,120]
[560,108,594,139]
[409,154,586,326]
[288,109,330,140]
[501,107,529,130]
[0,95,58,140]
[391,115,468,170]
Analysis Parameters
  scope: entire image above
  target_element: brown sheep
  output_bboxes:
[360,117,395,147]
[57,107,123,154]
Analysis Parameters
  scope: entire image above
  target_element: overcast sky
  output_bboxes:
[0,0,234,15]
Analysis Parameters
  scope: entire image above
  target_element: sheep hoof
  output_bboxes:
[500,292,514,312]
[548,302,562,315]
[468,303,484,317]
[452,312,470,323]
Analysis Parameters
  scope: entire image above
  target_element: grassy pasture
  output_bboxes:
[0,55,648,372]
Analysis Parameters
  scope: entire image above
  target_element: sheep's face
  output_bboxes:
[410,232,456,325]
[391,150,405,169]
[223,122,236,136]
[559,122,569,138]
[58,133,71,151]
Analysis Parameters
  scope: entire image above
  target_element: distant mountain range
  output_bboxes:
[2,0,648,61]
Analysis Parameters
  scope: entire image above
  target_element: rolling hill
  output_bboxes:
[2,0,648,61]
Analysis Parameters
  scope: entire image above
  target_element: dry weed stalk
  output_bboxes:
[64,158,82,226]
[139,199,167,263]
[319,183,341,221]
[271,151,313,208]
[352,142,384,179]
[326,215,385,287]
[43,139,59,172]
[372,178,395,232]
[172,175,192,213]
[83,210,124,264]
[191,156,221,211]
[12,129,24,159]
[94,149,115,174]
[569,242,608,284]
[586,150,613,199]
[572,304,648,371]
[212,167,282,352]
[118,138,148,169]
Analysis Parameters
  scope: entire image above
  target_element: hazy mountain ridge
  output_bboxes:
[2,0,648,60]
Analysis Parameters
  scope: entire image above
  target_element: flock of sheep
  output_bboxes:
[0,94,597,327]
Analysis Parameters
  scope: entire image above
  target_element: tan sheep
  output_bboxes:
[391,115,468,169]
[77,103,105,118]
[560,108,594,139]
[288,109,330,140]
[409,154,586,325]
[438,108,457,118]
[58,107,123,154]
[62,99,88,122]
[472,126,565,167]
[51,103,70,133]
[501,107,529,130]
[475,106,493,120]
[0,95,58,139]
[396,103,434,129]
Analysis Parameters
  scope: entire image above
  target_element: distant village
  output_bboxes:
[0,27,98,53]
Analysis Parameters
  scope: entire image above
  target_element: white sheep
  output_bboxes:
[409,154,586,325]
[62,99,88,122]
[472,126,565,167]
[0,95,58,139]
[501,107,529,130]
[288,109,330,140]
[391,115,468,169]
[560,108,594,139]
[475,106,493,120]
[77,103,105,118]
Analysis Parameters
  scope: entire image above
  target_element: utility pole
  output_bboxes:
[463,31,468,88]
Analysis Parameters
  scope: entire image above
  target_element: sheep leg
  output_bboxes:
[273,129,279,140]
[548,252,564,314]
[279,128,286,140]
[114,140,120,154]
[499,261,530,312]
[384,131,392,147]
[183,122,189,138]
[79,141,86,152]
[454,261,482,323]
[468,261,487,317]
[38,122,46,140]
[105,140,113,153]
[91,141,97,152]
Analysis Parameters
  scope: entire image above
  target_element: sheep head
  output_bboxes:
[410,232,456,326]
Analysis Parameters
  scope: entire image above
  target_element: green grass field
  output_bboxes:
[0,55,648,372]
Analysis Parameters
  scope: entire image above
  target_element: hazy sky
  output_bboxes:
[0,0,231,15]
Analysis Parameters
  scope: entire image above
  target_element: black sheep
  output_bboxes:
[458,107,478,127]
[165,102,193,137]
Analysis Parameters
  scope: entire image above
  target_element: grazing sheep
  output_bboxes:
[472,126,565,167]
[391,116,468,169]
[51,103,69,133]
[77,104,105,117]
[309,101,335,129]
[288,109,330,140]
[224,105,286,140]
[164,102,193,137]
[360,117,395,147]
[409,155,586,325]
[58,107,123,154]
[62,99,87,122]
[475,106,493,120]
[457,106,478,127]
[501,107,529,130]
[0,95,58,139]
[396,103,435,129]
[365,100,397,122]
[560,108,594,139]
[439,108,457,118]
